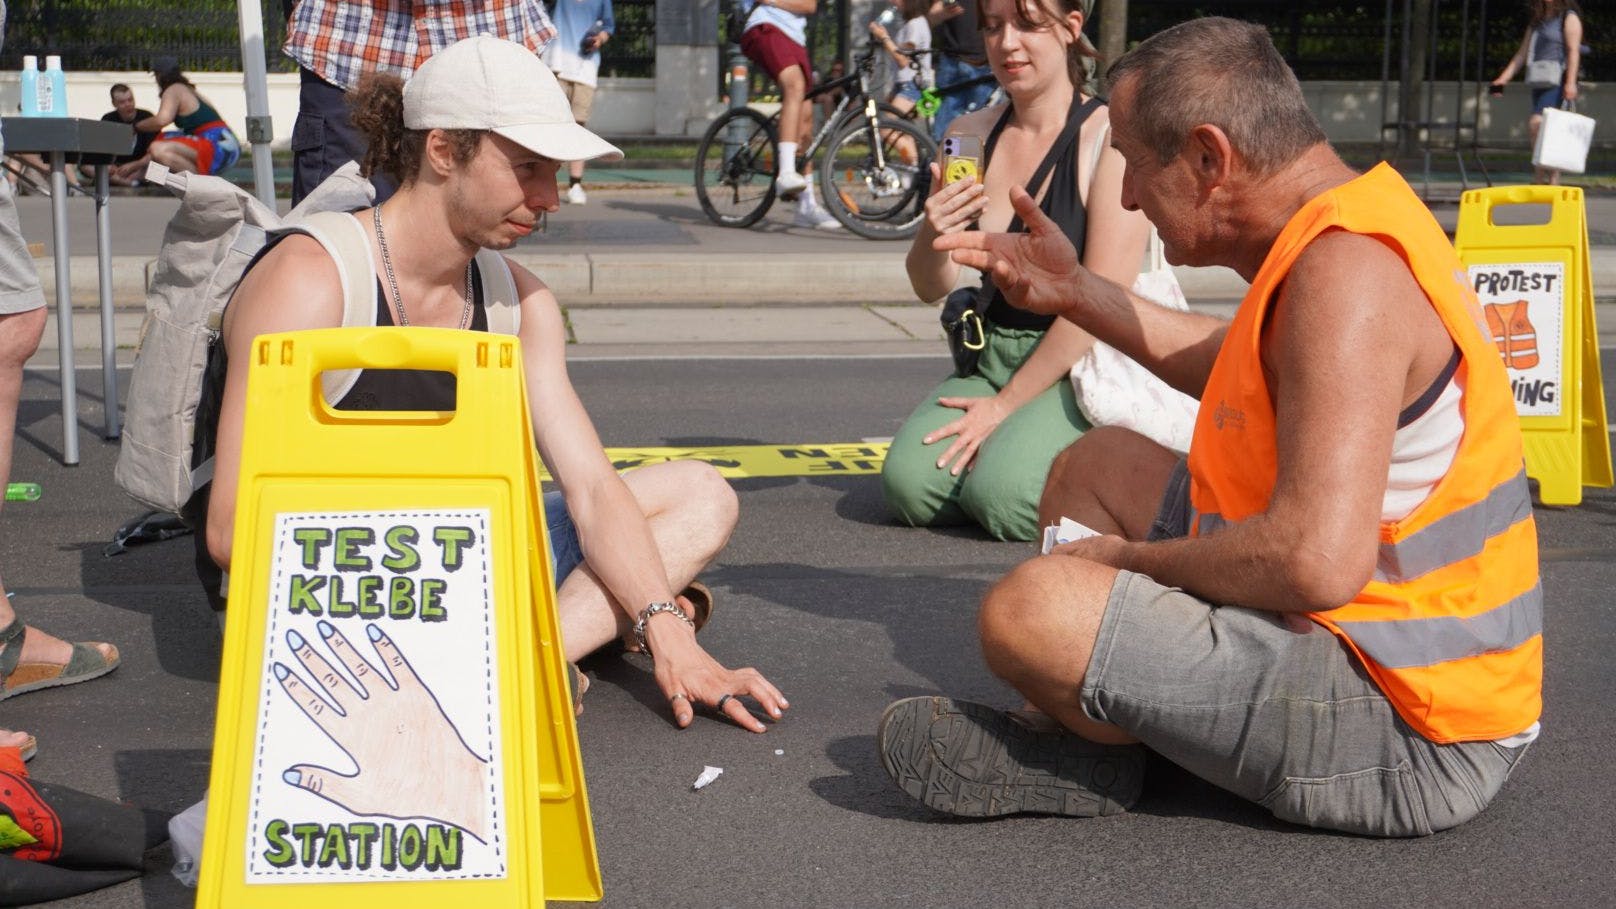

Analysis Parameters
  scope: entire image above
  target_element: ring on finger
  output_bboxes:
[670,692,689,703]
[715,693,735,711]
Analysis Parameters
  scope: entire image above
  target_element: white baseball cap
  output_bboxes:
[404,35,623,163]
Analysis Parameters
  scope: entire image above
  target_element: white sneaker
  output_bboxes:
[793,196,842,231]
[565,183,587,205]
[775,171,807,196]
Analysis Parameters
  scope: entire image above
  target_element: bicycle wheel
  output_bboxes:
[818,115,937,240]
[695,108,778,228]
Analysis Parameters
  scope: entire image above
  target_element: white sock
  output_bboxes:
[778,142,799,176]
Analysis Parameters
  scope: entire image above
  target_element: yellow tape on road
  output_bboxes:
[539,443,891,480]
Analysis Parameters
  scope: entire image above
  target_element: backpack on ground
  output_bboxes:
[114,160,522,521]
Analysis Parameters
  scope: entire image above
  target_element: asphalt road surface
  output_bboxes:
[4,352,1615,908]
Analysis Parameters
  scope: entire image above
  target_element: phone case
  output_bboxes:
[942,136,982,184]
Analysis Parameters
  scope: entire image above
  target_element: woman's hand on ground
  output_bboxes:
[924,164,987,236]
[925,394,1014,475]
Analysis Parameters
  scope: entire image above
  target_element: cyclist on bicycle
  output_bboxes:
[869,0,933,172]
[926,0,996,140]
[739,0,842,229]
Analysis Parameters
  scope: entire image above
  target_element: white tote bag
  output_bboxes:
[1067,121,1199,453]
[1533,104,1595,174]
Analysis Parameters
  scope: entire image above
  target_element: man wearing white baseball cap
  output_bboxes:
[205,36,789,733]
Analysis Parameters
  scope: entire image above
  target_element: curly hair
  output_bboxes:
[348,71,484,185]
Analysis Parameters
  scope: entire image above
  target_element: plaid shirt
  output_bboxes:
[285,1,557,91]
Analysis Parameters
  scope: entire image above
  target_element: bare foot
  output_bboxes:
[0,728,30,749]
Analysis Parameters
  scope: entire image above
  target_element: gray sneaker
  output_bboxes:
[877,696,1145,817]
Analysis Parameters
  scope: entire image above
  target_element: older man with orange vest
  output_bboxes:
[877,17,1541,836]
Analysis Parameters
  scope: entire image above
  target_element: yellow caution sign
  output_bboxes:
[198,328,600,907]
[1456,185,1612,505]
[538,442,891,481]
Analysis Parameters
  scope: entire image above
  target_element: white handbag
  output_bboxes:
[1068,123,1200,454]
[1533,104,1595,174]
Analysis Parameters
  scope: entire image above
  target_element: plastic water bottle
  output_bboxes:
[41,55,67,117]
[19,56,40,116]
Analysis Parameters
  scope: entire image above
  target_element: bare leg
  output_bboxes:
[979,553,1136,744]
[777,65,808,147]
[150,140,200,175]
[0,308,116,670]
[557,461,739,662]
[1037,426,1180,540]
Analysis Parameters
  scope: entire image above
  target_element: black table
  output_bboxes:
[1,117,136,464]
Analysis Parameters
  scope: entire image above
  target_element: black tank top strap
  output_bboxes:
[980,95,1104,330]
[336,261,488,412]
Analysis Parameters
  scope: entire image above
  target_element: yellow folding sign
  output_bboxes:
[1455,185,1612,505]
[197,328,600,908]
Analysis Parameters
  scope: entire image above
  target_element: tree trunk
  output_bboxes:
[1098,0,1128,73]
[1398,0,1433,157]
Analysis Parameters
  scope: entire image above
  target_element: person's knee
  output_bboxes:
[662,460,739,543]
[0,307,47,368]
[880,451,951,528]
[979,555,1112,684]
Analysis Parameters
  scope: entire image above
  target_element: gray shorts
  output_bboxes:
[1079,460,1532,836]
[0,171,45,315]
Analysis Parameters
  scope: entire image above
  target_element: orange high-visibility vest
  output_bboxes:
[1187,163,1542,744]
[1484,300,1540,369]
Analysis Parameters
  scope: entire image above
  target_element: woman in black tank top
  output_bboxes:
[881,0,1154,542]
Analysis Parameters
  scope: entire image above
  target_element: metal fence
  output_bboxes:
[0,0,660,77]
[0,0,1600,85]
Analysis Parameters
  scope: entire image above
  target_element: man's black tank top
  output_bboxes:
[979,95,1103,331]
[334,265,490,411]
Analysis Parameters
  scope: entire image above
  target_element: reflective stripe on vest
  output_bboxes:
[1185,163,1542,743]
[1333,582,1542,669]
[1197,469,1532,584]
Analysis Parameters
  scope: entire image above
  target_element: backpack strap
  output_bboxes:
[475,249,522,335]
[284,211,380,404]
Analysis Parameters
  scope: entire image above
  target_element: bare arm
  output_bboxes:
[926,0,963,27]
[936,183,1228,397]
[1492,28,1532,85]
[134,85,183,132]
[868,22,913,70]
[1563,12,1583,101]
[906,107,998,301]
[511,264,679,621]
[1079,232,1448,612]
[206,236,347,569]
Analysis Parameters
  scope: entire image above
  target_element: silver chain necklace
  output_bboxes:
[372,204,474,330]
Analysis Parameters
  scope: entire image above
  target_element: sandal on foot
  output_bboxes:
[0,617,121,701]
[877,696,1145,818]
[567,662,589,717]
[681,581,715,633]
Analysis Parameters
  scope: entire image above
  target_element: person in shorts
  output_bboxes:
[543,0,614,205]
[878,17,1541,837]
[136,62,242,176]
[739,0,840,229]
[0,0,122,759]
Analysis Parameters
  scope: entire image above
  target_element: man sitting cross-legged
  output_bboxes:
[876,17,1541,836]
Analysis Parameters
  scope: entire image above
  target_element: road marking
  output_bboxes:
[540,442,890,480]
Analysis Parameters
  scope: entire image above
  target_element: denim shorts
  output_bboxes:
[542,490,585,588]
[1079,459,1533,836]
[893,81,922,103]
[1531,85,1564,115]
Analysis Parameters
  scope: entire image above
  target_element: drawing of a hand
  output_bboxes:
[274,620,489,842]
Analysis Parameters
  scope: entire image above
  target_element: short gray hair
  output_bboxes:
[1106,18,1325,176]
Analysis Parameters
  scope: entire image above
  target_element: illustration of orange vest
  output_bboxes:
[1187,163,1542,744]
[1484,300,1540,369]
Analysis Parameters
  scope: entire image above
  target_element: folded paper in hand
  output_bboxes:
[1041,516,1100,555]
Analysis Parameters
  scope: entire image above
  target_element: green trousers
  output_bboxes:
[881,324,1089,542]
